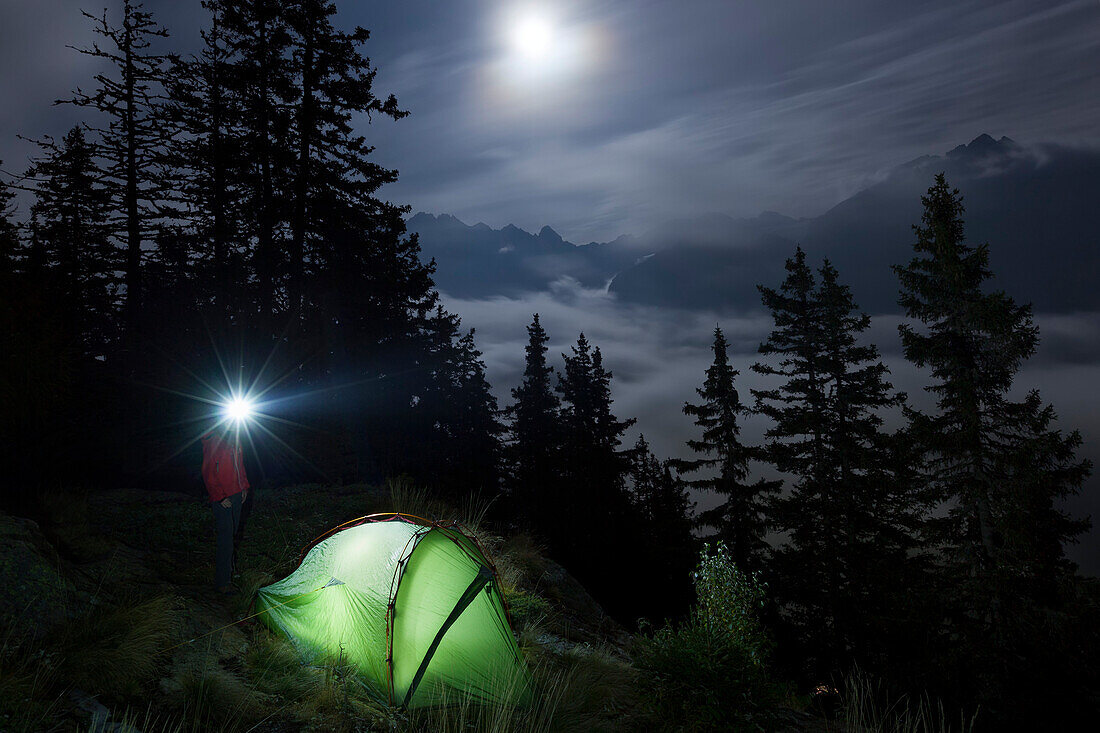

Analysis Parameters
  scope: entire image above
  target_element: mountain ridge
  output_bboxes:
[409,135,1100,312]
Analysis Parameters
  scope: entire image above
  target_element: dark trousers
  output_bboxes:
[213,491,243,588]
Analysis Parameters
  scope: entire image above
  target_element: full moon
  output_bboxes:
[492,4,595,94]
[512,15,554,60]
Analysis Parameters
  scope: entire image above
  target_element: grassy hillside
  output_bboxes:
[1,482,969,732]
[0,481,655,731]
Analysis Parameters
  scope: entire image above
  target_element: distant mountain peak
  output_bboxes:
[538,225,563,243]
[947,133,1018,159]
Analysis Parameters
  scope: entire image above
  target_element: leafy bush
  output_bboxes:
[633,542,779,731]
[504,588,552,633]
[691,542,770,665]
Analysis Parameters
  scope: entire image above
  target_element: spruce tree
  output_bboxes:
[284,0,407,320]
[814,259,923,667]
[165,0,246,314]
[277,0,437,477]
[219,0,296,330]
[0,162,19,275]
[558,330,638,548]
[893,174,1090,586]
[630,434,696,618]
[445,327,504,495]
[416,313,503,499]
[503,314,562,534]
[555,332,637,617]
[893,175,1093,725]
[673,325,779,569]
[752,247,827,503]
[63,0,172,336]
[754,248,917,670]
[25,127,117,356]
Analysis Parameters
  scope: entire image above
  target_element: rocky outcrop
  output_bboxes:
[0,512,79,637]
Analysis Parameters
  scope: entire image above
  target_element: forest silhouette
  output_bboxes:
[0,2,1096,730]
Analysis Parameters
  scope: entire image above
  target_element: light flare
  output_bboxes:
[225,395,255,423]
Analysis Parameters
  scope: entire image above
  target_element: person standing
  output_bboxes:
[202,430,250,594]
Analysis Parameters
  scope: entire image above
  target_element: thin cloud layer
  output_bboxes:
[4,2,1099,241]
[442,283,1100,572]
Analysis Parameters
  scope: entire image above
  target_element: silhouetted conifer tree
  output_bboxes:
[0,162,19,275]
[630,434,696,619]
[415,312,502,498]
[164,0,246,314]
[895,174,1090,584]
[25,127,118,356]
[285,0,407,322]
[219,0,295,331]
[556,335,635,540]
[63,0,172,336]
[755,248,919,673]
[554,333,638,619]
[672,325,779,569]
[1,156,91,504]
[503,314,562,532]
[446,327,504,494]
[893,175,1092,723]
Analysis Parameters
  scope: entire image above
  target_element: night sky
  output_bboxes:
[4,1,1100,241]
[3,1,1099,568]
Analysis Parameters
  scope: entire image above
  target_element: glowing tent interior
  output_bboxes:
[255,513,529,708]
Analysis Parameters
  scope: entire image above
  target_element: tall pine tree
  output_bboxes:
[285,0,407,321]
[503,314,562,534]
[893,177,1092,723]
[220,0,296,331]
[672,325,779,570]
[164,0,246,315]
[25,127,118,356]
[755,248,919,672]
[556,334,636,527]
[555,332,638,619]
[63,0,172,337]
[894,174,1090,585]
[631,434,696,619]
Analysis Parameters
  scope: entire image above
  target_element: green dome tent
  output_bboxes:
[255,513,529,709]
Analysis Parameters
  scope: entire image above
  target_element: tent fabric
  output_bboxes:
[255,513,529,708]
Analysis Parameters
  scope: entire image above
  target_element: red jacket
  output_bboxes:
[201,433,250,503]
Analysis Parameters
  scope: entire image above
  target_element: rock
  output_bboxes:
[68,688,112,730]
[0,512,79,637]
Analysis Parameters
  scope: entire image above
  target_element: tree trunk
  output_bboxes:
[256,1,274,337]
[211,15,227,314]
[123,8,142,338]
[290,24,313,324]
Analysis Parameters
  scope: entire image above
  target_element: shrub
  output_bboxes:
[633,542,779,731]
[691,542,770,665]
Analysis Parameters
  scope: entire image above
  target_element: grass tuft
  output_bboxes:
[0,619,64,733]
[170,655,271,732]
[387,475,442,520]
[834,668,980,733]
[54,594,180,699]
[84,705,184,733]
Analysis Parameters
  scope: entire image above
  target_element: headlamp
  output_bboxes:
[225,396,255,423]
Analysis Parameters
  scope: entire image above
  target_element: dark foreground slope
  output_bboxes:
[1,481,842,732]
[1,484,648,731]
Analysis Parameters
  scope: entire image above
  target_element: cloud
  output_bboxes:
[443,285,1100,572]
[5,1,1099,243]
[360,0,1100,242]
